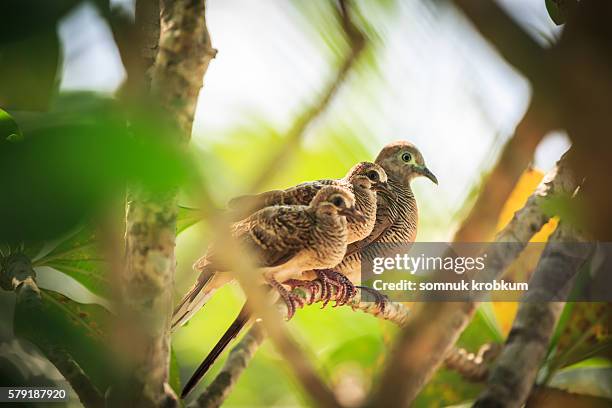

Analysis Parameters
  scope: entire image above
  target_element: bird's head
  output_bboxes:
[375,141,438,186]
[346,162,395,199]
[311,186,365,222]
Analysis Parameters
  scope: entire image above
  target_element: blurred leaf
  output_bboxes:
[14,288,114,393]
[35,226,108,297]
[547,303,612,377]
[545,0,575,26]
[177,206,203,235]
[549,365,612,400]
[0,93,193,243]
[0,108,22,142]
[0,28,60,110]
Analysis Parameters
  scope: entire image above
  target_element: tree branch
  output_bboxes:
[474,223,593,408]
[1,253,104,407]
[43,345,104,408]
[452,0,548,84]
[121,1,215,405]
[453,102,551,242]
[188,323,265,408]
[366,153,580,407]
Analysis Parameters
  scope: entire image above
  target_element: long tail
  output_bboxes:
[181,303,252,398]
[172,262,224,330]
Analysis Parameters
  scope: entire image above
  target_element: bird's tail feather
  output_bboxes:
[171,264,219,330]
[181,303,252,398]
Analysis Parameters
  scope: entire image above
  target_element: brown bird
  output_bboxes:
[328,140,438,305]
[171,185,362,331]
[180,143,437,398]
[228,161,394,244]
[228,161,394,305]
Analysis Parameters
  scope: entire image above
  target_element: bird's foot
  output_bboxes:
[315,270,356,308]
[283,279,320,304]
[269,279,306,320]
[356,286,388,314]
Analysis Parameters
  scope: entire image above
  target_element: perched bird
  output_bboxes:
[180,143,437,398]
[179,164,390,398]
[228,161,394,244]
[327,141,438,305]
[171,185,362,331]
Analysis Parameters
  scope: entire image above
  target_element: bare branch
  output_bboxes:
[474,223,593,408]
[188,324,265,408]
[121,1,216,405]
[366,153,580,407]
[1,254,104,407]
[444,343,502,383]
[452,0,548,85]
[453,103,552,242]
[44,345,105,408]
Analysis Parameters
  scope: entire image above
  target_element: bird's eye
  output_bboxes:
[366,170,379,182]
[331,196,345,208]
[401,152,412,162]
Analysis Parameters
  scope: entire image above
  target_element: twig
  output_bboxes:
[474,223,593,408]
[188,323,265,408]
[43,345,104,408]
[366,153,580,407]
[452,0,548,85]
[444,343,502,383]
[190,1,367,406]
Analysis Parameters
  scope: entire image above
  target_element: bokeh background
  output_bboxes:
[4,1,604,407]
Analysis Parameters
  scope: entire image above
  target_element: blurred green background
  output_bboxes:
[2,0,609,407]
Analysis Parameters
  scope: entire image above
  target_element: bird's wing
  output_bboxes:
[236,206,314,268]
[343,193,394,257]
[226,180,333,221]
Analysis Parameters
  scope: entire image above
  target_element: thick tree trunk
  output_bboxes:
[122,0,215,405]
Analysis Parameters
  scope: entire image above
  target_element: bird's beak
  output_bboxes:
[372,181,397,199]
[341,207,366,222]
[416,166,438,185]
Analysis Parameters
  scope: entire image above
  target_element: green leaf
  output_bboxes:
[35,226,108,297]
[13,288,115,393]
[0,93,194,243]
[177,206,204,235]
[545,0,575,26]
[549,365,612,400]
[0,108,22,142]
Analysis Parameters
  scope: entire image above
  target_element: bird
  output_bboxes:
[227,162,396,305]
[177,186,362,398]
[323,140,438,308]
[228,161,394,244]
[179,143,437,398]
[171,185,363,331]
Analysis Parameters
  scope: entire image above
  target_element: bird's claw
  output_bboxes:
[284,279,320,304]
[270,279,306,320]
[356,286,388,314]
[315,270,356,308]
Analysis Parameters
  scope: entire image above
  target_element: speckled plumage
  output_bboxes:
[228,162,389,244]
[331,141,437,283]
[171,186,357,329]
